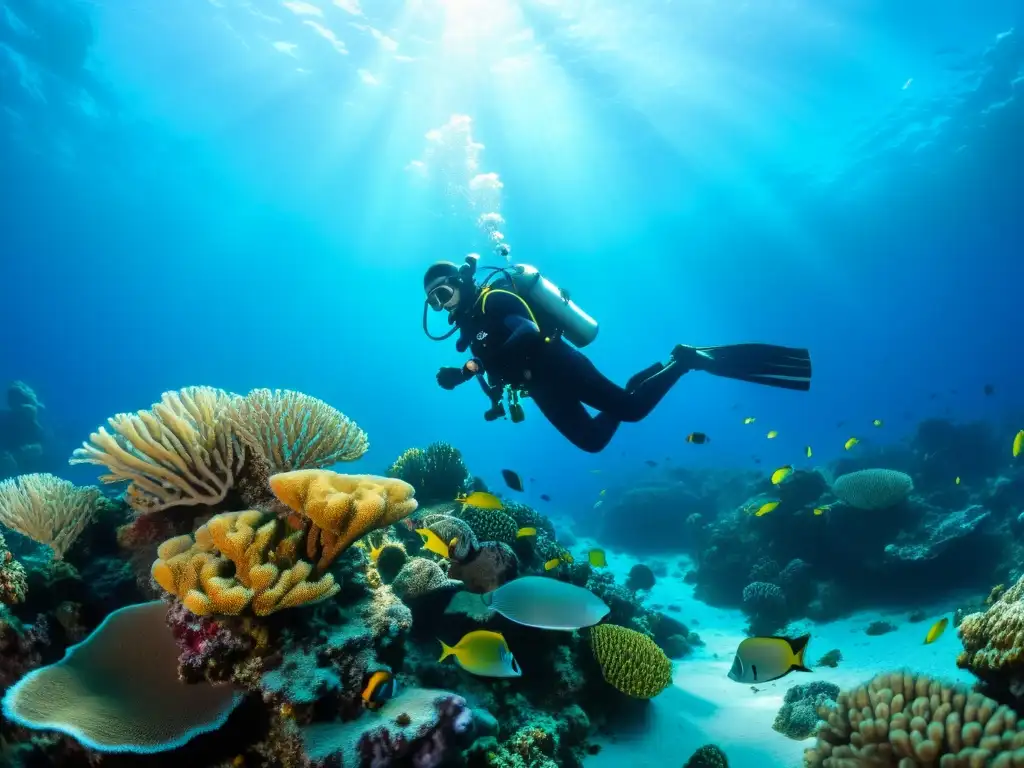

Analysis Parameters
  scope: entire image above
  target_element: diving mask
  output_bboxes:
[426,282,457,311]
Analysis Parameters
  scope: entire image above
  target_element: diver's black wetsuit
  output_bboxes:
[452,289,687,452]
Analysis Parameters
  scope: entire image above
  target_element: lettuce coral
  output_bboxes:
[152,510,340,616]
[589,624,672,699]
[1,601,240,753]
[831,469,913,510]
[804,670,1024,766]
[0,473,102,559]
[269,469,418,575]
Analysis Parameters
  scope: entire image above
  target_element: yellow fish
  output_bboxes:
[457,491,503,510]
[416,528,452,559]
[516,527,537,538]
[766,430,778,439]
[955,477,961,485]
[1014,430,1024,458]
[728,635,811,683]
[743,417,756,424]
[805,445,812,459]
[543,557,561,571]
[439,630,521,678]
[754,501,781,517]
[599,489,606,495]
[924,617,948,645]
[873,419,884,427]
[588,549,607,567]
[812,504,833,516]
[560,551,575,565]
[368,540,386,563]
[771,465,793,485]
[844,437,859,450]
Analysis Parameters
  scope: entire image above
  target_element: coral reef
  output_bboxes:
[773,681,839,740]
[625,563,656,593]
[388,442,470,504]
[958,572,1024,701]
[589,624,672,699]
[684,744,729,767]
[805,670,1024,766]
[457,505,519,546]
[0,474,102,560]
[0,532,28,605]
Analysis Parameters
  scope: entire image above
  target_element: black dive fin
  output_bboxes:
[693,344,812,391]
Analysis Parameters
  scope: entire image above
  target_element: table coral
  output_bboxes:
[269,469,418,575]
[1,601,241,754]
[804,670,1024,766]
[152,510,340,616]
[589,624,672,699]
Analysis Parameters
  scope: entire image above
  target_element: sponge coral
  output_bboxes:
[589,624,672,699]
[70,386,243,513]
[958,573,1024,688]
[803,670,1024,766]
[269,469,418,575]
[152,510,339,616]
[222,388,368,471]
[831,469,913,510]
[0,473,102,559]
[1,601,240,753]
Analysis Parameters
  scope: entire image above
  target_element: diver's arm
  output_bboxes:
[498,314,542,357]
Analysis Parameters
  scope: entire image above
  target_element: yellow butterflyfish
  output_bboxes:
[771,465,793,485]
[844,437,860,450]
[457,491,503,510]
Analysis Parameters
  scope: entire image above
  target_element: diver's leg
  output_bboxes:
[552,345,685,422]
[529,386,620,453]
[625,362,665,392]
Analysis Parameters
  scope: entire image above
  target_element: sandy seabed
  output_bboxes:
[574,537,975,768]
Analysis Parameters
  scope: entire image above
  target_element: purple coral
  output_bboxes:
[166,600,246,683]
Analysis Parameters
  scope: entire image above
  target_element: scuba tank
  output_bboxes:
[488,264,599,348]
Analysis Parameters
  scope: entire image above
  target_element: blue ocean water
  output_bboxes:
[1,1,1023,764]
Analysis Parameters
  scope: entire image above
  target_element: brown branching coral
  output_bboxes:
[804,670,1024,766]
[269,470,418,576]
[958,573,1024,690]
[0,473,102,559]
[151,510,339,616]
[70,386,243,513]
[222,388,368,471]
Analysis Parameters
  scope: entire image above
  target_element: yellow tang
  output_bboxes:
[755,501,780,517]
[588,549,607,567]
[516,527,537,538]
[438,630,521,678]
[543,557,561,571]
[873,419,884,427]
[844,437,859,450]
[924,617,948,645]
[560,551,575,565]
[771,465,793,485]
[766,430,779,439]
[416,528,452,559]
[1014,430,1024,458]
[805,445,813,459]
[457,491,504,510]
[744,417,756,424]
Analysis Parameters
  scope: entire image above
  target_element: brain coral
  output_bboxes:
[589,624,672,699]
[457,506,518,545]
[831,469,913,510]
[1,601,240,753]
[958,572,1024,687]
[804,670,1024,766]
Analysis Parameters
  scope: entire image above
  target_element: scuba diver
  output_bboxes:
[422,255,812,453]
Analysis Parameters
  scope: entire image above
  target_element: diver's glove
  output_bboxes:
[436,367,467,390]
